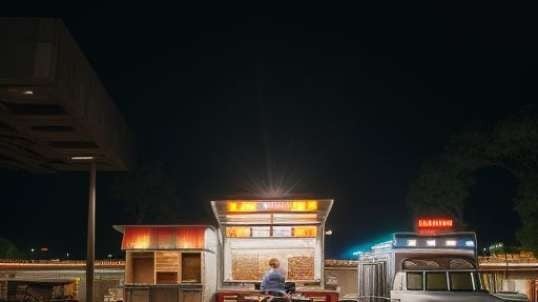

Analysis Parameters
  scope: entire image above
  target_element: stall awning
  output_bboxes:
[117,226,206,250]
[210,199,334,225]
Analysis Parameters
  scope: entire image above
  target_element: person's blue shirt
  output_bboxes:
[260,268,285,292]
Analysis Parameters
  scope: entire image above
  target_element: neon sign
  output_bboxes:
[416,217,454,235]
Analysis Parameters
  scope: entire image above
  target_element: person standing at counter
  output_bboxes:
[261,258,286,294]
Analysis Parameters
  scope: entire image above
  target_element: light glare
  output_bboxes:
[71,156,95,160]
[445,240,457,247]
[465,240,475,247]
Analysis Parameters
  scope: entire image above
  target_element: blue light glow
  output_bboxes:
[341,232,395,259]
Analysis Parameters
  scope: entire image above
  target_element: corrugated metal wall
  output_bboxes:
[358,261,388,302]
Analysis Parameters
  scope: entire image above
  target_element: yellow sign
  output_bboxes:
[227,200,318,212]
[226,227,251,237]
[292,226,317,237]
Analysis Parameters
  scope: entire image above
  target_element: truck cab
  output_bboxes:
[358,232,504,301]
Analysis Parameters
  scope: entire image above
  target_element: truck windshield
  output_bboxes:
[449,272,475,291]
[406,271,479,291]
[406,272,423,290]
[426,272,448,291]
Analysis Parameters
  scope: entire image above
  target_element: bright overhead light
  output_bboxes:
[426,239,436,247]
[325,229,333,236]
[71,156,95,160]
[22,90,34,95]
[407,239,417,247]
[465,240,475,247]
[445,240,457,247]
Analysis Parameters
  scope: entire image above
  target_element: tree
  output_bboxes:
[0,238,22,259]
[110,161,181,224]
[407,106,538,253]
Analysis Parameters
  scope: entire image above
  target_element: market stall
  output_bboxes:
[115,225,218,302]
[0,278,78,302]
[210,199,338,302]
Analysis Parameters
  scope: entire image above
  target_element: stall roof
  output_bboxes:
[210,198,334,225]
[0,18,134,171]
[114,225,214,250]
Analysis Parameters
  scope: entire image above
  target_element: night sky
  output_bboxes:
[1,6,536,259]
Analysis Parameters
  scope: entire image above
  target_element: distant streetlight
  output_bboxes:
[107,254,113,259]
[325,229,333,236]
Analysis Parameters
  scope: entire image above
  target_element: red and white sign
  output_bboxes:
[416,217,454,235]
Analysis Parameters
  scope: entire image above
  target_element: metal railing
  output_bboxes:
[339,297,398,301]
[0,259,125,265]
[479,256,538,264]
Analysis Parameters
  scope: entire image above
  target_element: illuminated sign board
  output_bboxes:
[225,227,251,238]
[292,226,317,237]
[416,217,454,235]
[251,226,271,237]
[225,226,317,238]
[273,226,292,237]
[227,200,318,212]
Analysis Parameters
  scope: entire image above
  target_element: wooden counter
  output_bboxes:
[216,288,338,302]
[125,284,203,302]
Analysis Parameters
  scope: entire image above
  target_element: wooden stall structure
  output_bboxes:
[0,278,78,302]
[115,226,218,302]
[210,199,338,302]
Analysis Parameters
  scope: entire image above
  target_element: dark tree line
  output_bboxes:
[0,237,22,258]
[110,161,182,224]
[408,106,538,253]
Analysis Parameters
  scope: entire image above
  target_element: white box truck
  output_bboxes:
[356,232,507,301]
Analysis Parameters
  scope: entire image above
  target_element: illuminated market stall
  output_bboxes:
[210,199,338,302]
[115,225,218,302]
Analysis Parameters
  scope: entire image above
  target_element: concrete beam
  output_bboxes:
[0,18,134,172]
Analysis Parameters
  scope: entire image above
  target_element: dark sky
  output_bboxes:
[1,5,537,259]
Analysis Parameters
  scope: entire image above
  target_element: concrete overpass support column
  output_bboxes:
[87,161,96,302]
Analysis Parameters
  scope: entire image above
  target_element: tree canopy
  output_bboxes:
[110,161,181,224]
[407,106,538,253]
[0,237,22,259]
